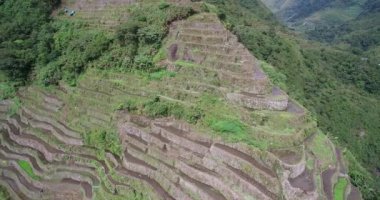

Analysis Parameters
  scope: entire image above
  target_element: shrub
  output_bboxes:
[0,82,16,100]
[149,70,176,80]
[36,62,62,86]
[260,61,287,90]
[0,186,9,200]
[7,97,21,116]
[116,3,194,71]
[84,130,123,158]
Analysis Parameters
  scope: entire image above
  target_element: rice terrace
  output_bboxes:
[1,0,379,199]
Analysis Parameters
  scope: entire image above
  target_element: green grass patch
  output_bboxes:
[153,48,167,63]
[17,160,40,180]
[251,111,297,135]
[209,119,246,135]
[260,61,287,90]
[333,178,348,200]
[309,131,336,170]
[195,95,267,147]
[148,70,176,80]
[174,60,199,68]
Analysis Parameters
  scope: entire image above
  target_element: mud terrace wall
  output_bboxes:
[115,113,321,200]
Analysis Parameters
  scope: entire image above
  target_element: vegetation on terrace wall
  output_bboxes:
[116,3,194,71]
[84,130,123,159]
[205,0,380,198]
[0,186,10,200]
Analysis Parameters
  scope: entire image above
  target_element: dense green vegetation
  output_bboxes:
[307,0,380,50]
[0,186,10,200]
[0,0,59,98]
[17,160,41,180]
[115,3,194,71]
[205,0,380,198]
[84,130,123,158]
[37,20,113,86]
[334,178,349,200]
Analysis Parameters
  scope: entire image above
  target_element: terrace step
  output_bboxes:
[180,22,225,30]
[321,167,336,200]
[117,168,175,200]
[288,168,317,198]
[0,116,126,194]
[227,88,289,111]
[191,50,247,64]
[176,160,242,200]
[124,145,201,200]
[120,122,256,199]
[0,121,62,162]
[179,172,227,200]
[225,165,277,199]
[151,124,209,156]
[178,33,227,46]
[179,27,227,36]
[21,106,81,138]
[0,174,29,200]
[183,42,237,55]
[0,136,126,198]
[19,110,83,145]
[213,143,276,177]
[209,143,280,195]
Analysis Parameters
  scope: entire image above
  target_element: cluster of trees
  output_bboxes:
[0,1,194,90]
[116,3,194,71]
[0,0,59,84]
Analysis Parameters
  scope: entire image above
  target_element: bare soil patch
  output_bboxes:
[322,167,336,200]
[289,169,315,192]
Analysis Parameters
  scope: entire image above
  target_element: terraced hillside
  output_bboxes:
[0,2,361,200]
[57,0,135,29]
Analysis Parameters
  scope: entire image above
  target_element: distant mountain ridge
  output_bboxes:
[260,0,369,30]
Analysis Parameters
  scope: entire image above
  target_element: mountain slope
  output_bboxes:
[260,0,367,30]
[0,1,361,199]
[0,0,378,199]
[207,0,380,199]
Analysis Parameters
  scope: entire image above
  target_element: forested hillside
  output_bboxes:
[0,0,60,95]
